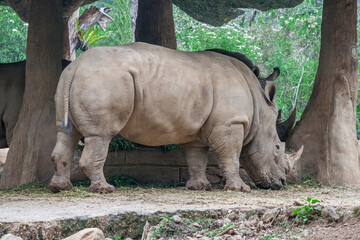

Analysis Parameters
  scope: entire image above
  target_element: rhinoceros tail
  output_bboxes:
[62,61,79,133]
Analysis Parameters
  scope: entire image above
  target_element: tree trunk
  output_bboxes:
[287,0,360,186]
[135,0,177,49]
[0,0,63,188]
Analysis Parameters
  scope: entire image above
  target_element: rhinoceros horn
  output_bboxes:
[266,67,280,81]
[286,145,304,171]
[276,108,296,142]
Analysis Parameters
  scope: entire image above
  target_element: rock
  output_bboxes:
[293,200,302,206]
[201,237,211,240]
[63,228,105,240]
[256,207,268,216]
[248,214,258,223]
[193,222,201,228]
[172,215,182,224]
[221,209,229,215]
[352,206,360,216]
[343,210,353,222]
[262,208,280,223]
[321,206,339,222]
[0,234,23,240]
[227,212,238,221]
[238,214,246,221]
[209,210,218,219]
[215,219,224,227]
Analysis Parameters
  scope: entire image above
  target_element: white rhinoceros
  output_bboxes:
[49,42,303,193]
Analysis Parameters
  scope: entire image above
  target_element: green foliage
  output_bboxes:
[159,144,180,152]
[76,137,136,152]
[76,18,109,51]
[301,174,322,188]
[108,137,136,151]
[74,174,138,188]
[113,235,123,240]
[293,197,322,224]
[0,6,27,63]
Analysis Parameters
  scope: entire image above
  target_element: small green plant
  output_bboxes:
[113,235,123,240]
[76,18,109,51]
[293,197,322,224]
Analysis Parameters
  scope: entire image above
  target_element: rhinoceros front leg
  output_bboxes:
[49,131,81,192]
[181,143,211,191]
[80,136,115,193]
[208,124,251,192]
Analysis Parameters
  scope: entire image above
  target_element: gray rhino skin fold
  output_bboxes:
[49,42,303,194]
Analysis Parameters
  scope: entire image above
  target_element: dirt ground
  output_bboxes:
[1,184,360,239]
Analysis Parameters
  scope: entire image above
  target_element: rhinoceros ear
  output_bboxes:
[266,67,280,81]
[264,81,277,104]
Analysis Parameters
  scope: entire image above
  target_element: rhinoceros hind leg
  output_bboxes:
[208,124,251,193]
[49,131,81,193]
[80,135,115,194]
[182,143,211,191]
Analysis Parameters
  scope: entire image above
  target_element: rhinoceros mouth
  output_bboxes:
[254,178,285,190]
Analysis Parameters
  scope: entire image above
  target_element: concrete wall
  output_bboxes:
[70,148,251,185]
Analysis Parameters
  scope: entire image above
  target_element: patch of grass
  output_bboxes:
[0,181,92,198]
[293,197,322,224]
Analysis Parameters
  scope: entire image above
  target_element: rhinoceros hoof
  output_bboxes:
[88,181,116,194]
[49,179,73,193]
[186,179,212,191]
[224,182,251,192]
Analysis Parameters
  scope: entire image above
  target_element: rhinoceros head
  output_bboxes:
[240,79,303,190]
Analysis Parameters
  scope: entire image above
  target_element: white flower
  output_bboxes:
[289,17,293,20]
[285,20,289,25]
[10,19,14,23]
[12,29,18,32]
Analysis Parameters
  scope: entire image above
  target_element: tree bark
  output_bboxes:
[287,0,360,186]
[63,8,79,61]
[135,0,177,49]
[0,0,63,188]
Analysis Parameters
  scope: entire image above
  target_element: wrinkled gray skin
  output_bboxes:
[0,60,71,149]
[49,42,303,194]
